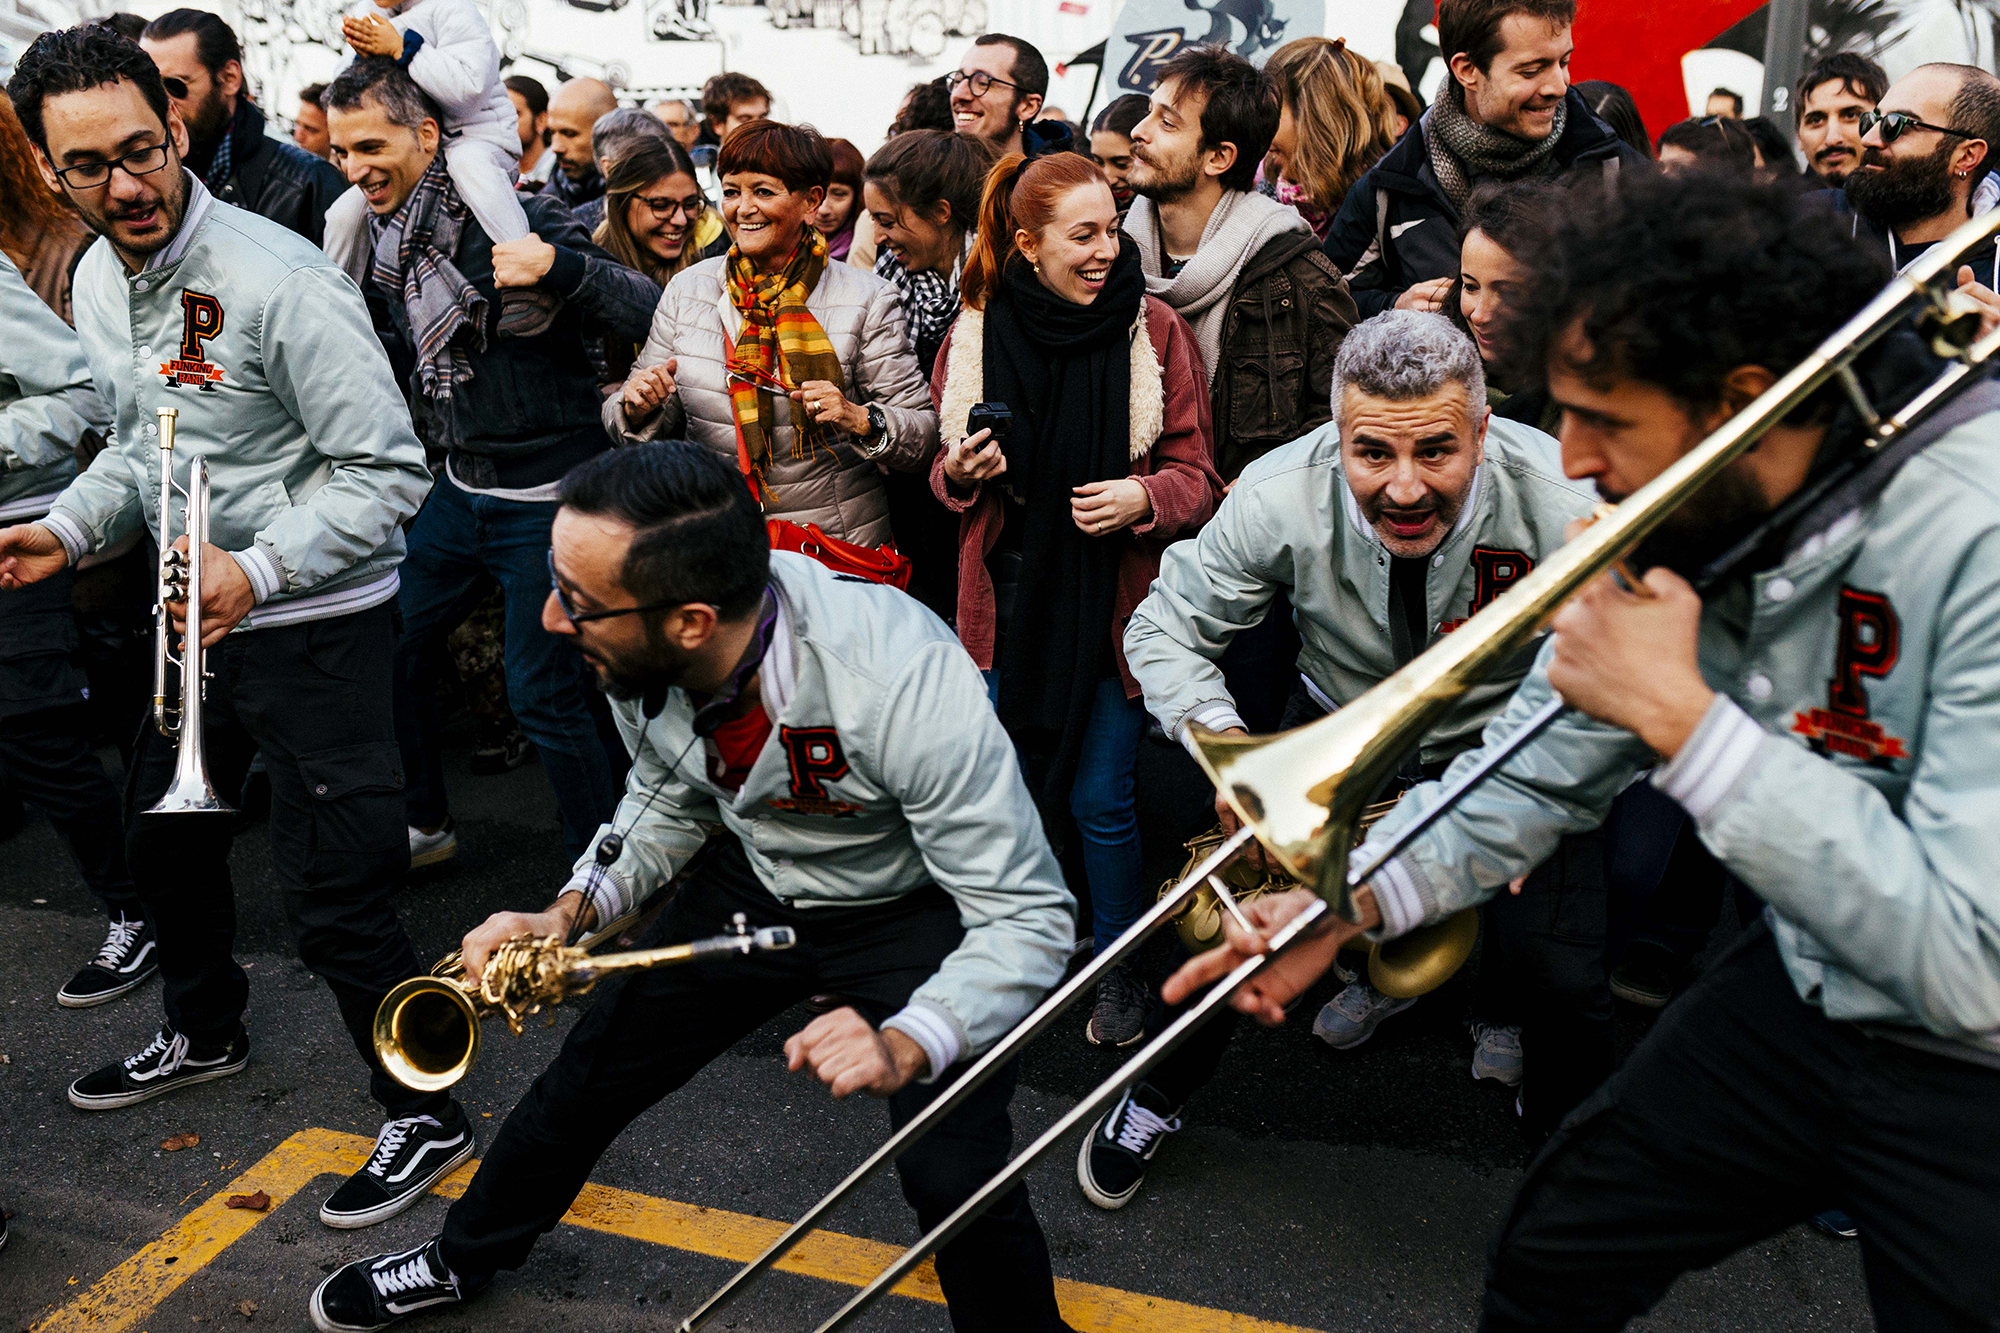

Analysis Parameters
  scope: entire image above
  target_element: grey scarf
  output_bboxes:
[1423,83,1568,212]
[1127,189,1307,380]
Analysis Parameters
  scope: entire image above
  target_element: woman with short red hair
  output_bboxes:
[606,120,938,548]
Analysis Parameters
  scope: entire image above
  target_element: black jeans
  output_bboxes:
[1483,921,2000,1332]
[0,703,139,919]
[128,602,443,1118]
[441,840,1070,1333]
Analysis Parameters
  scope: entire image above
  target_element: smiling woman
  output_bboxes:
[606,120,940,553]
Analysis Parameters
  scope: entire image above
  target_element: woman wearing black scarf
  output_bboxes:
[928,152,1222,1048]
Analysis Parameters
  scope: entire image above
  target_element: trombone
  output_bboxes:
[374,912,797,1091]
[147,406,233,815]
[678,205,2000,1333]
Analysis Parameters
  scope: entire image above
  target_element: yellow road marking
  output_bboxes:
[35,1128,1320,1333]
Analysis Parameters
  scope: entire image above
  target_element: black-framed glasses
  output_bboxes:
[1859,109,1976,144]
[53,141,172,189]
[162,75,191,99]
[944,70,1019,98]
[547,551,684,628]
[635,192,704,221]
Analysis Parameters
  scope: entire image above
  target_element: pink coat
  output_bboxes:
[929,294,1222,697]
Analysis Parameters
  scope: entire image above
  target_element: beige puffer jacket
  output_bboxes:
[603,255,939,547]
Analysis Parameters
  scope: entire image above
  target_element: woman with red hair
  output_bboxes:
[931,151,1221,1048]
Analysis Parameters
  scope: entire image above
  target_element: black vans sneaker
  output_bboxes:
[58,916,159,1008]
[1076,1081,1182,1210]
[68,1024,248,1109]
[319,1106,474,1229]
[310,1236,477,1332]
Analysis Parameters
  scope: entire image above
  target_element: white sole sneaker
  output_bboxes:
[67,1048,249,1110]
[56,962,160,1008]
[1074,1122,1141,1210]
[318,1134,475,1229]
[408,826,459,870]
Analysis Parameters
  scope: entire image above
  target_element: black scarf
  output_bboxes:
[982,241,1145,818]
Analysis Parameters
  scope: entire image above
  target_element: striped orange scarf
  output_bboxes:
[725,229,845,502]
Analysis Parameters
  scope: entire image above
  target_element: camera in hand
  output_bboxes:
[966,402,1011,447]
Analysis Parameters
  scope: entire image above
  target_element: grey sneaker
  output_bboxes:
[407,819,459,870]
[1310,982,1415,1050]
[1085,963,1149,1048]
[1468,1021,1524,1086]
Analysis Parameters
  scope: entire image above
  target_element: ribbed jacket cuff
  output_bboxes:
[231,546,283,605]
[1355,848,1427,942]
[1651,695,1768,820]
[1180,702,1246,749]
[882,1002,962,1084]
[542,245,587,296]
[39,511,89,566]
[558,861,631,932]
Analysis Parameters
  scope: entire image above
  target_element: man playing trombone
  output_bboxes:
[312,441,1078,1333]
[0,27,466,1231]
[1172,170,2000,1328]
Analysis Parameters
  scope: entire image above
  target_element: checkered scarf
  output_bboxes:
[724,228,844,501]
[875,245,961,354]
[371,155,487,449]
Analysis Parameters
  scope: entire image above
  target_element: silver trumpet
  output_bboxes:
[147,406,233,815]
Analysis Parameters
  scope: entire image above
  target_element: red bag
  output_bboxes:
[768,518,913,591]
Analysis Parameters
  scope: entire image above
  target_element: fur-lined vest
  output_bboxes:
[928,294,1223,696]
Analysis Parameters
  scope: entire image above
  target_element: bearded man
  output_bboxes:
[1840,62,2000,285]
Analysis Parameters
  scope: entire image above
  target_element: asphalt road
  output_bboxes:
[0,725,1874,1333]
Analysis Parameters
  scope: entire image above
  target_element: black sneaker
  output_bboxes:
[468,730,530,776]
[1084,962,1148,1048]
[310,1236,475,1332]
[1076,1081,1181,1210]
[57,915,159,1008]
[1610,943,1686,1009]
[68,1024,249,1109]
[319,1106,475,1229]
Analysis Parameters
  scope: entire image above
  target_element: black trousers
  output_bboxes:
[441,840,1071,1333]
[1483,921,2000,1332]
[0,568,138,919]
[128,602,442,1117]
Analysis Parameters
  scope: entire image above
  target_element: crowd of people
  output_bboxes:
[1,1,1997,1329]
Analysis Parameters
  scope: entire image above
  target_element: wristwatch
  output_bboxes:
[863,402,887,443]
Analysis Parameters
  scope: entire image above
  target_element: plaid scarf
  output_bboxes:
[725,229,844,501]
[875,244,962,358]
[1423,82,1568,212]
[371,155,487,450]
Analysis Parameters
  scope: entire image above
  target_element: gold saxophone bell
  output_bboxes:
[372,914,798,1091]
[1163,797,1479,998]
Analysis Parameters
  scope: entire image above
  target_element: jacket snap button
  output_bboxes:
[1765,577,1794,602]
[138,345,152,359]
[314,783,329,796]
[1746,674,1774,701]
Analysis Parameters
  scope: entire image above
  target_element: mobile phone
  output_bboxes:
[966,401,1011,447]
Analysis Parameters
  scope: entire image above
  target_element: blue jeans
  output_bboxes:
[394,479,621,857]
[986,672,1146,954]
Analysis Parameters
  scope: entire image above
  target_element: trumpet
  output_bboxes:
[374,912,797,1091]
[147,407,233,816]
[676,206,2000,1333]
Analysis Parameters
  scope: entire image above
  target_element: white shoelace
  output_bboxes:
[125,1028,185,1072]
[371,1249,442,1297]
[95,917,142,967]
[365,1115,441,1178]
[1111,1098,1181,1155]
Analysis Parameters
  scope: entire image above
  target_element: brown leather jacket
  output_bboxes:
[1210,229,1358,483]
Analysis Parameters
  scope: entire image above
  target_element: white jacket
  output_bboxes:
[0,253,107,523]
[347,0,516,150]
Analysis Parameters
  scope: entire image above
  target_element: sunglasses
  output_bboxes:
[1859,109,1977,144]
[547,551,684,628]
[162,75,191,99]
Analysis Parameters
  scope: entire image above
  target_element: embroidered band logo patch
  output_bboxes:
[1437,547,1534,634]
[770,725,864,817]
[160,291,225,389]
[1792,586,1909,766]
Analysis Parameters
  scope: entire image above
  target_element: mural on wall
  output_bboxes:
[1104,0,1324,97]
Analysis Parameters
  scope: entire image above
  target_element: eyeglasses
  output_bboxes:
[1859,110,1977,144]
[547,551,684,628]
[53,141,172,189]
[635,192,704,221]
[161,75,191,99]
[944,70,1019,99]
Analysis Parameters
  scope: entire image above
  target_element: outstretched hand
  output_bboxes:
[1160,886,1373,1024]
[0,522,68,589]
